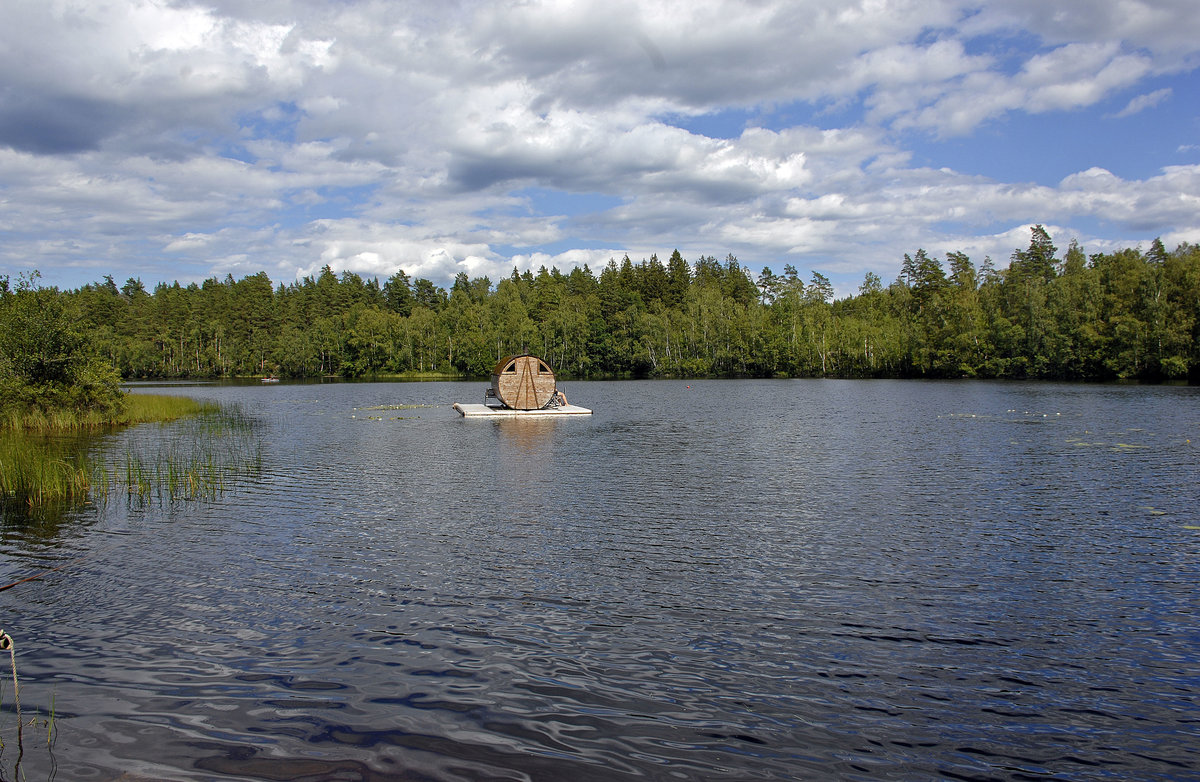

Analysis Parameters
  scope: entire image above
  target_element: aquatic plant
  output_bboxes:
[1,402,261,507]
[354,403,437,411]
[114,407,262,504]
[0,435,96,505]
[0,392,216,434]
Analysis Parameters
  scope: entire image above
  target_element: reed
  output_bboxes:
[116,411,260,503]
[119,394,219,427]
[0,436,94,505]
[1,400,259,507]
[0,393,216,434]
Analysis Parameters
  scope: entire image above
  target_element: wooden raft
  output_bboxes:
[453,402,592,417]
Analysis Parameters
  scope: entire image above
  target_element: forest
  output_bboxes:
[3,226,1199,384]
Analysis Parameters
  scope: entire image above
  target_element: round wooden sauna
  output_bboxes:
[490,355,557,410]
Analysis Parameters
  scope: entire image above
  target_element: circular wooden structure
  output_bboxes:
[491,355,557,410]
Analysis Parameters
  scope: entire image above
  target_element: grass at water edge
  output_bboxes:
[0,394,257,506]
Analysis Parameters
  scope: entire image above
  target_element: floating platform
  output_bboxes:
[453,403,592,417]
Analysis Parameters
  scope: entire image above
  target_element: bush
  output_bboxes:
[0,272,125,429]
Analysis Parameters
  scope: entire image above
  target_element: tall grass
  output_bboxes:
[0,393,217,433]
[119,393,221,426]
[0,436,97,505]
[0,395,259,507]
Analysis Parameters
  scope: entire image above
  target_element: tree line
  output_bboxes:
[4,227,1198,384]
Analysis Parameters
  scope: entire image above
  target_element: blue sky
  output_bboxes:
[2,0,1199,298]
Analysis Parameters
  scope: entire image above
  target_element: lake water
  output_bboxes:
[1,379,1198,781]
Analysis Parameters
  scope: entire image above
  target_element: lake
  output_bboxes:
[1,379,1198,781]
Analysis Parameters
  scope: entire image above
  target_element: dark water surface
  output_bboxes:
[2,379,1198,781]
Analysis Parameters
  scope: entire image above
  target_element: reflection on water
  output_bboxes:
[1,379,1198,781]
[493,417,565,451]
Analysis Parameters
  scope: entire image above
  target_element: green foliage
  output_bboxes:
[0,433,95,504]
[7,228,1198,385]
[1,397,253,506]
[1,272,125,426]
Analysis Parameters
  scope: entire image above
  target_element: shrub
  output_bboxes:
[0,272,125,429]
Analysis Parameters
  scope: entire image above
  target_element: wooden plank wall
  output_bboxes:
[494,356,556,409]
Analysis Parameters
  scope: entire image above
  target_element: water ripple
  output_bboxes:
[1,380,1197,780]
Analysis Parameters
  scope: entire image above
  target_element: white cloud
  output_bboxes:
[963,0,1200,59]
[891,42,1161,135]
[164,233,215,252]
[2,0,1199,295]
[1113,87,1173,117]
[1021,44,1151,112]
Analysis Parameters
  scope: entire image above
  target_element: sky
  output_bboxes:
[2,0,1199,298]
